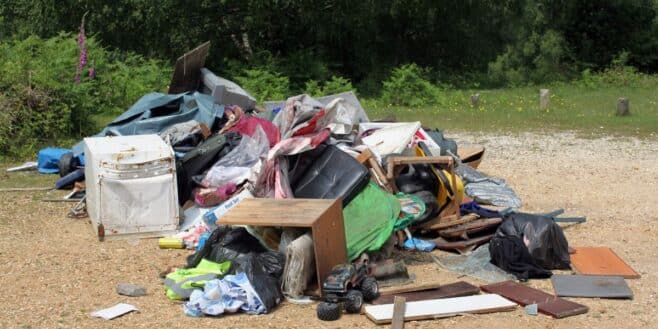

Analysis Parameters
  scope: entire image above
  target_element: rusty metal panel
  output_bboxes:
[481,281,588,318]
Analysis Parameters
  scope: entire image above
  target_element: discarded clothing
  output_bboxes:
[489,235,552,281]
[159,120,207,147]
[221,105,280,147]
[184,272,266,317]
[164,259,231,300]
[194,183,237,207]
[459,201,505,218]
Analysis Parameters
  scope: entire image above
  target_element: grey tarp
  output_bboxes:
[73,92,224,155]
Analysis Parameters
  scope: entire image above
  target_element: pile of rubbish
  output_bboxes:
[15,44,639,325]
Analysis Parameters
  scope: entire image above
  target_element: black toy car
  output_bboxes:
[316,261,379,321]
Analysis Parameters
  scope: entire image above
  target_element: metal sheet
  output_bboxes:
[551,275,633,299]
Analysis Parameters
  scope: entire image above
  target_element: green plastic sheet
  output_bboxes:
[343,182,400,261]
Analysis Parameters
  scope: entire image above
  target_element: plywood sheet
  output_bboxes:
[570,247,640,279]
[551,275,633,299]
[364,294,516,324]
[481,281,588,318]
[372,281,480,305]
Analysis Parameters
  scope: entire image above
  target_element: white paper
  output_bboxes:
[90,303,138,320]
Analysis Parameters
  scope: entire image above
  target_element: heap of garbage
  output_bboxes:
[21,44,638,325]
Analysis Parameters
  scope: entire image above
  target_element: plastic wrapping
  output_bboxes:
[435,244,516,283]
[202,125,269,188]
[456,163,522,208]
[281,232,315,298]
[495,212,571,270]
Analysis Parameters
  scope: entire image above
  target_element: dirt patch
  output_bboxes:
[0,132,656,329]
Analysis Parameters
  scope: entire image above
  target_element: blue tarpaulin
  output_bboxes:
[37,148,70,174]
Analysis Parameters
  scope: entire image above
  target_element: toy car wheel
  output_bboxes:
[317,302,340,321]
[361,277,379,301]
[345,290,363,313]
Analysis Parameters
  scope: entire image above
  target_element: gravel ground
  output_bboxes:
[0,131,656,329]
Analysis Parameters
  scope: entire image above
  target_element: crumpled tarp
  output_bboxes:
[435,244,516,283]
[37,147,70,174]
[342,182,400,261]
[184,272,266,317]
[72,92,224,155]
[456,163,522,208]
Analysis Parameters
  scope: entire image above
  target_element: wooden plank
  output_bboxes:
[433,234,492,251]
[570,247,640,279]
[481,281,588,318]
[364,294,516,324]
[372,281,480,305]
[438,217,502,238]
[220,198,339,226]
[391,296,406,329]
[311,199,348,290]
[420,213,477,231]
[380,282,445,296]
[168,41,211,94]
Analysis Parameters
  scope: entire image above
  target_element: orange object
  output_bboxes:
[569,247,640,279]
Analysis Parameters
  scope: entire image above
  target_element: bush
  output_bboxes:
[0,33,171,158]
[304,75,354,96]
[381,64,439,107]
[235,67,290,102]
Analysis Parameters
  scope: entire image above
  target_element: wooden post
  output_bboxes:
[616,97,630,116]
[391,296,406,329]
[470,94,480,108]
[539,89,550,111]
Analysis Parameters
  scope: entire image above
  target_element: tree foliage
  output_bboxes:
[0,0,656,90]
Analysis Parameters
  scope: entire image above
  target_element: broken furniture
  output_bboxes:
[551,275,633,299]
[200,68,257,110]
[357,148,395,193]
[364,294,517,324]
[84,135,179,240]
[569,247,640,279]
[292,144,371,206]
[481,280,588,318]
[218,198,347,295]
[168,41,210,94]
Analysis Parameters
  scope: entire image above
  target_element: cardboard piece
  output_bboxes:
[90,303,138,320]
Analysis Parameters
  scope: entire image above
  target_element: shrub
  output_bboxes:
[381,63,439,107]
[235,68,290,102]
[304,75,354,96]
[0,33,171,158]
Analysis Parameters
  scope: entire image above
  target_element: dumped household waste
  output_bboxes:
[16,45,632,326]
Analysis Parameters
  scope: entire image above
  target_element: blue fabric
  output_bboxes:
[37,148,70,174]
[403,238,436,252]
[184,272,266,317]
[72,92,224,155]
[460,201,502,218]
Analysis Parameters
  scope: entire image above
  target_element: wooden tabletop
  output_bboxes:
[220,198,342,227]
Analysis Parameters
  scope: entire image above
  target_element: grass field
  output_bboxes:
[363,78,658,137]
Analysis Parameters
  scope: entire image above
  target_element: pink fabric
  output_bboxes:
[227,115,280,147]
[194,183,238,207]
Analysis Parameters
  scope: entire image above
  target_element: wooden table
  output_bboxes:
[219,198,347,293]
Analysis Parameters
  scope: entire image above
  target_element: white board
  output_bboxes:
[364,294,517,324]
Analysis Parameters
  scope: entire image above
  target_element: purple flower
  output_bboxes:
[89,63,95,80]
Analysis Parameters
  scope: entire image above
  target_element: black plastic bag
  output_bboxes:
[187,226,284,312]
[489,235,552,281]
[495,212,571,270]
